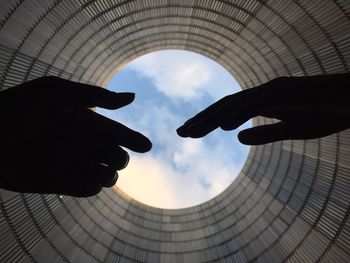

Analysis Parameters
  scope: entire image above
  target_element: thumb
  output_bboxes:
[238,122,295,145]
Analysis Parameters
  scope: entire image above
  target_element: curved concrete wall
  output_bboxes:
[1,1,350,262]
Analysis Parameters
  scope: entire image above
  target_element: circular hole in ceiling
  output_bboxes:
[97,50,252,209]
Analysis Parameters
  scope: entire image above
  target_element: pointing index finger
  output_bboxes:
[91,111,152,153]
[177,78,285,138]
[177,88,257,138]
[177,94,234,137]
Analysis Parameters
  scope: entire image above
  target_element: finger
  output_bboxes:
[181,94,237,127]
[39,76,135,109]
[220,79,292,131]
[177,77,289,138]
[177,92,250,138]
[179,91,261,138]
[103,171,118,188]
[219,99,267,131]
[55,127,131,170]
[62,109,152,153]
[91,163,118,188]
[72,162,115,196]
[90,111,152,153]
[95,145,130,170]
[62,163,115,196]
[238,122,296,145]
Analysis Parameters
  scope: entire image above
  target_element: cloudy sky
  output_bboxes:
[97,50,251,209]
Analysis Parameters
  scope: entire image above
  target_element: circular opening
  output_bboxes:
[97,50,251,209]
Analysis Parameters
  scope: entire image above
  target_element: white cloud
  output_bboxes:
[100,50,249,209]
[114,155,179,207]
[116,139,242,209]
[126,50,238,101]
[172,139,242,200]
[111,103,244,209]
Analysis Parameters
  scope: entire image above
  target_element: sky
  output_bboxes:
[97,50,251,209]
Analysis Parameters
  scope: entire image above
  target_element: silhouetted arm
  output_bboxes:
[0,76,152,197]
[177,73,350,145]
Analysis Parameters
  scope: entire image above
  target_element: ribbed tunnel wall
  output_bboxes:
[1,1,350,262]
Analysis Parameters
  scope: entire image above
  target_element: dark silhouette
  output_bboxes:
[177,74,350,145]
[0,76,152,197]
[2,74,349,197]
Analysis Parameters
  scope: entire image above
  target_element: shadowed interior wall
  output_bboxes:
[1,1,350,262]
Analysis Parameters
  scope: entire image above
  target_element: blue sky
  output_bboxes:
[97,50,251,209]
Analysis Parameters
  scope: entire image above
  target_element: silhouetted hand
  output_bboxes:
[177,74,350,145]
[0,76,152,197]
